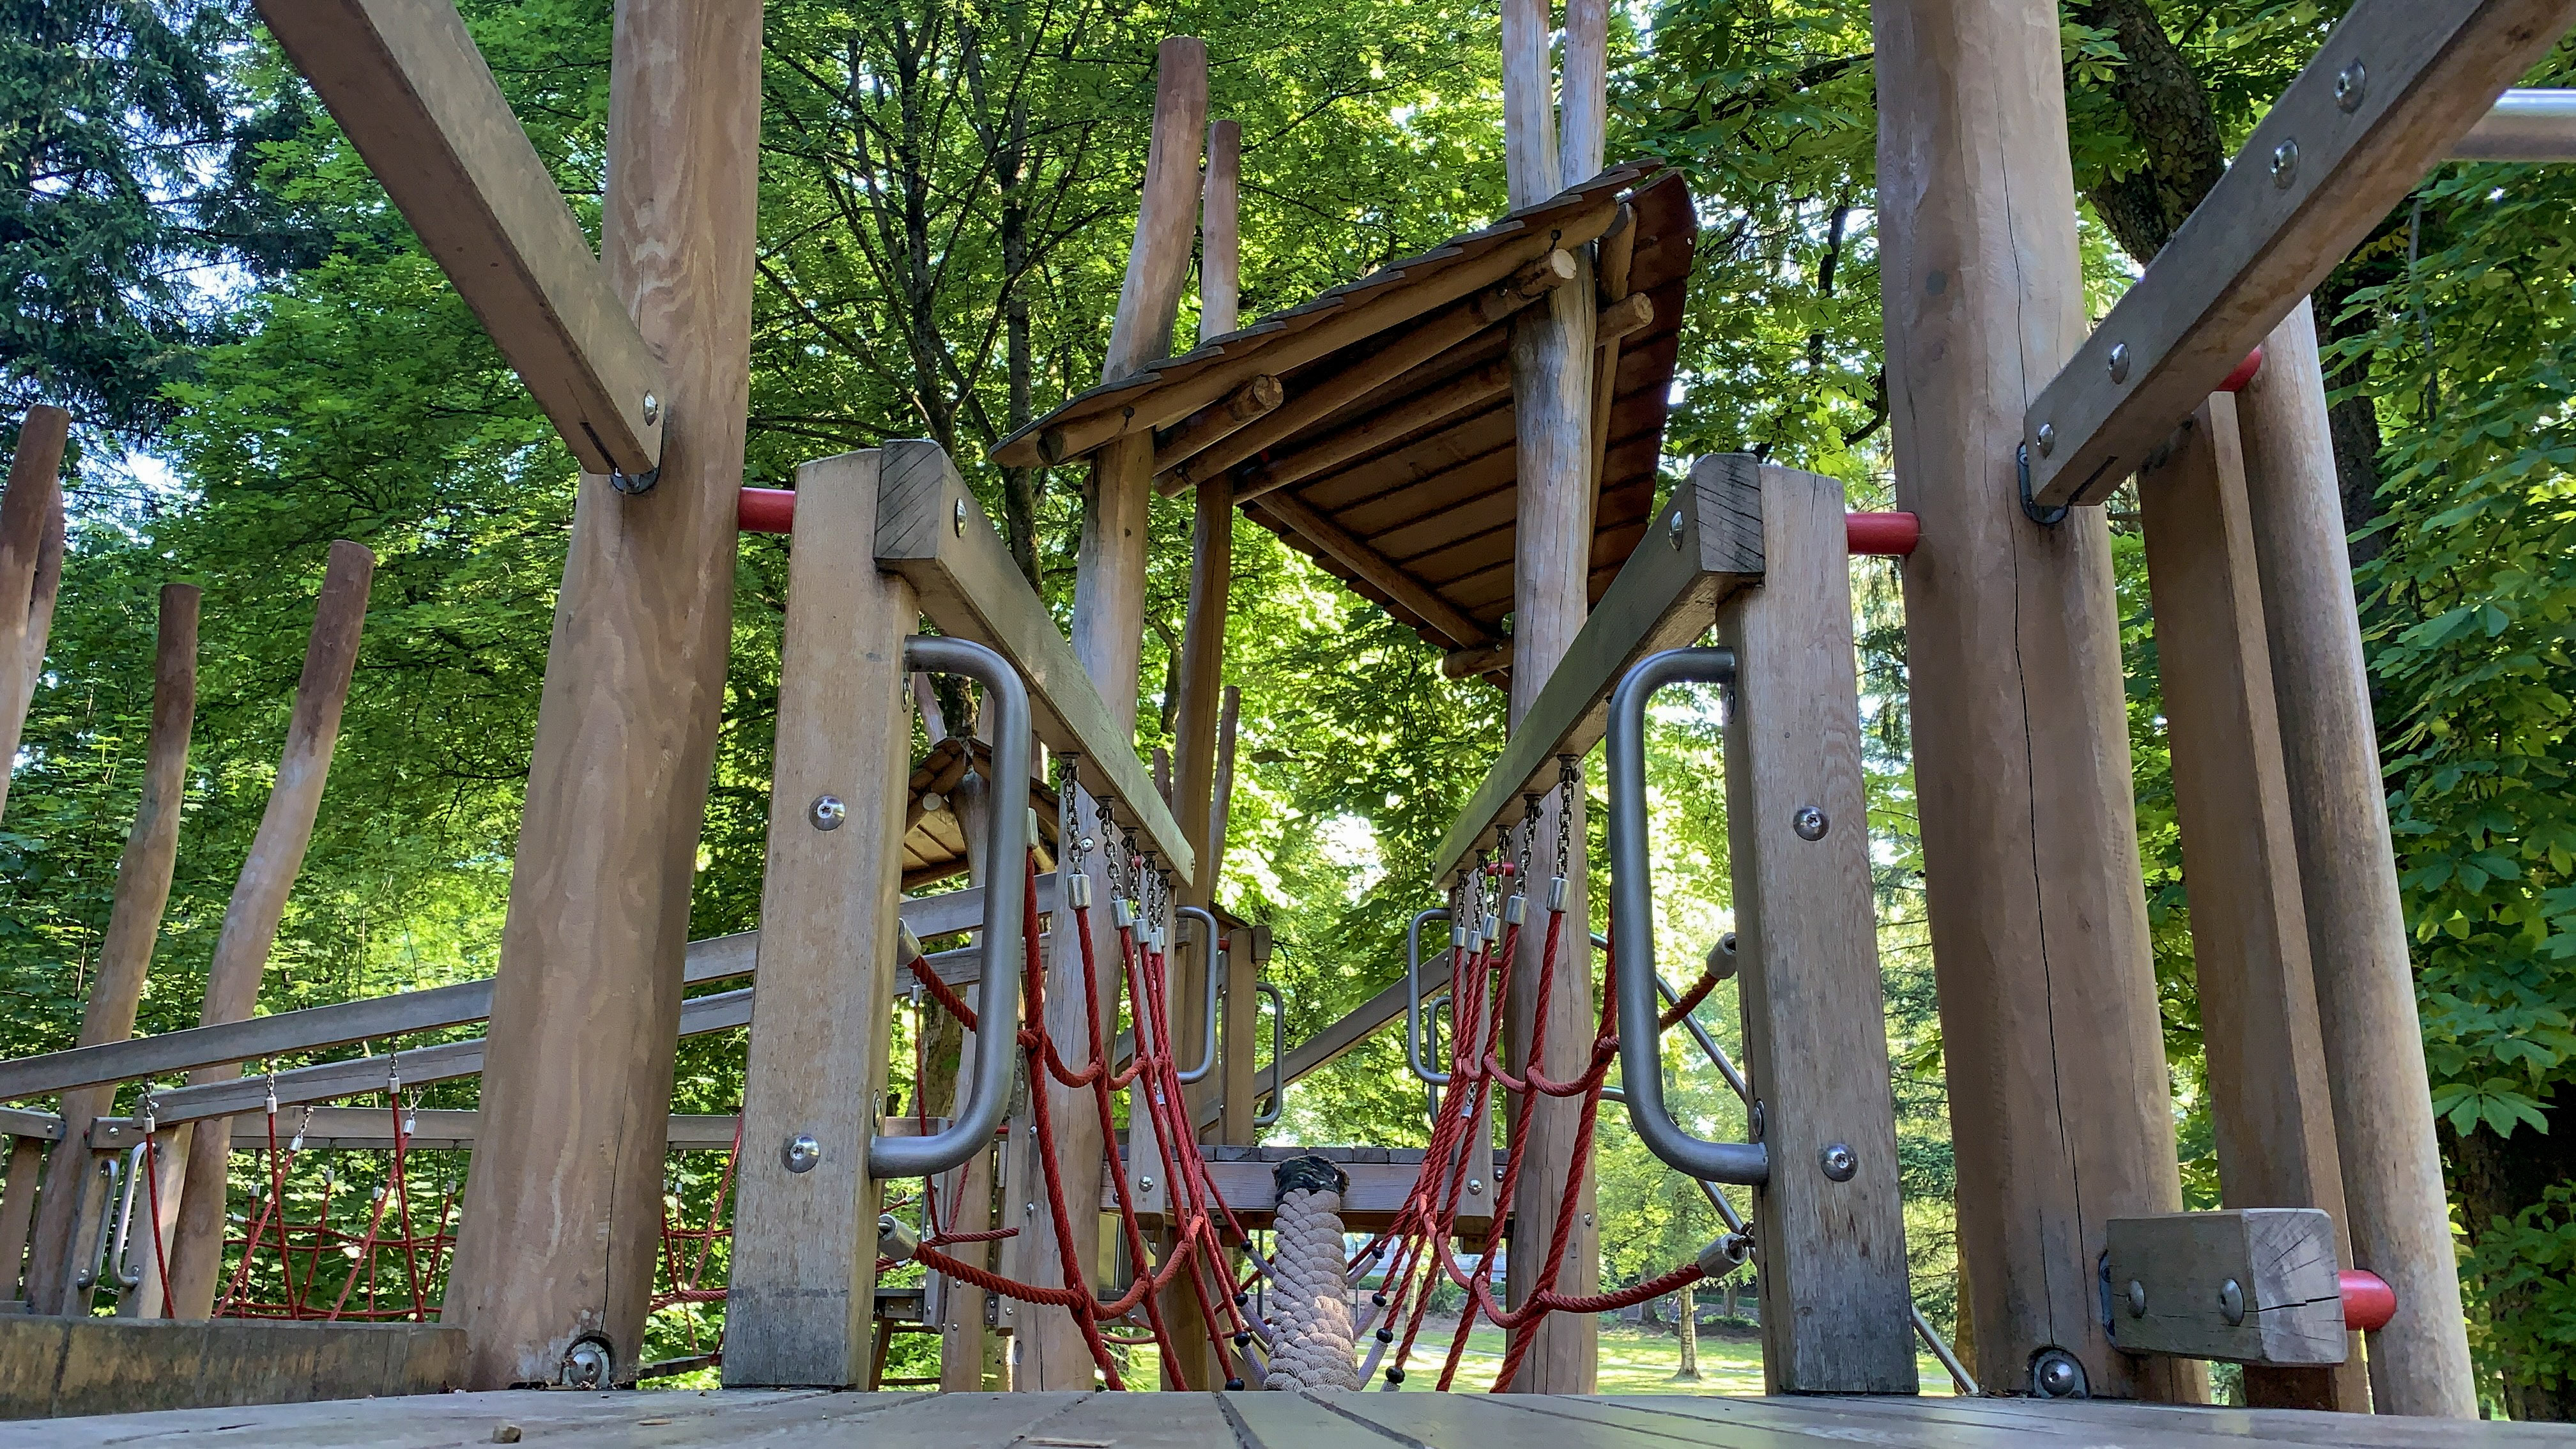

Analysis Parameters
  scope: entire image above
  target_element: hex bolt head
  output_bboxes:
[2336,61,2367,112]
[809,795,847,831]
[2107,341,2131,384]
[1819,1142,1857,1182]
[1792,806,1829,841]
[2271,139,2300,188]
[2127,1279,2148,1317]
[784,1133,822,1174]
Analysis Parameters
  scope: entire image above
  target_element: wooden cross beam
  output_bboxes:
[2021,0,2576,509]
[254,0,668,478]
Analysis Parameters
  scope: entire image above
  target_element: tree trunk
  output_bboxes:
[1673,1280,1699,1381]
[2451,1086,2576,1420]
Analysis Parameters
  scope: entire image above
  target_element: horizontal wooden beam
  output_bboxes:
[1248,493,1494,649]
[875,441,1198,886]
[1149,375,1282,476]
[1232,357,1512,506]
[2023,0,2576,507]
[0,878,1050,1103]
[254,0,668,478]
[2106,1209,2348,1365]
[1428,453,1765,880]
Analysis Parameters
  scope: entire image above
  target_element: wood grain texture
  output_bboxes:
[2236,302,2476,1417]
[167,542,372,1319]
[0,1138,42,1301]
[0,1318,463,1422]
[1149,375,1280,476]
[0,404,67,830]
[2107,1210,2348,1367]
[1250,493,1491,648]
[441,0,762,1388]
[1102,38,1206,383]
[25,586,196,1315]
[2139,394,2362,1411]
[1200,119,1242,341]
[724,450,915,1388]
[2024,0,2576,507]
[1873,0,2193,1402]
[250,0,664,476]
[1719,464,1916,1393]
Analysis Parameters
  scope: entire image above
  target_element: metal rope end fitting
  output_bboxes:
[1450,924,1469,949]
[1067,871,1093,910]
[877,1213,920,1263]
[1697,1232,1753,1277]
[898,924,925,962]
[1481,914,1501,945]
[1113,898,1137,930]
[1503,894,1526,926]
[1549,875,1568,913]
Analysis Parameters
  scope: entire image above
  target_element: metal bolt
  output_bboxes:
[1466,1178,1484,1196]
[2126,1279,2147,1317]
[1819,1142,1857,1182]
[640,392,660,425]
[783,1133,822,1173]
[2036,422,2056,457]
[809,795,847,831]
[2218,1278,2246,1326]
[954,498,969,536]
[1748,1100,1765,1142]
[1667,510,1686,548]
[563,1337,611,1390]
[2032,1347,2087,1399]
[1791,806,1828,841]
[919,791,946,815]
[2107,341,2131,384]
[2336,61,2367,113]
[2271,139,2300,188]
[1139,1177,1154,1193]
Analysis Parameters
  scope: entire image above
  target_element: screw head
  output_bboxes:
[1819,1142,1857,1181]
[641,392,660,425]
[784,1133,822,1173]
[563,1337,611,1389]
[1748,1100,1766,1142]
[954,498,969,536]
[1138,1176,1154,1193]
[1667,510,1686,548]
[2032,1348,2087,1399]
[1792,805,1829,841]
[809,795,847,831]
[2036,422,2057,457]
[2107,341,2131,384]
[2335,61,2367,113]
[2218,1277,2246,1326]
[1466,1178,1485,1195]
[2126,1279,2147,1317]
[2271,139,2300,188]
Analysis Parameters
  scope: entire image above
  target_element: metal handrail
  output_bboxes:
[1176,905,1223,1085]
[1252,982,1286,1128]
[1593,930,1753,1104]
[870,635,1032,1181]
[71,1151,121,1292]
[1606,646,1768,1186]
[1406,908,1452,1086]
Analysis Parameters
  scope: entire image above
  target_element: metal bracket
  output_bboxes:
[2018,443,2068,527]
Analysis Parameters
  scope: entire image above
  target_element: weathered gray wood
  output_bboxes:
[2107,1209,2347,1366]
[210,1108,737,1153]
[2023,0,2576,507]
[1430,453,1763,881]
[0,1318,463,1422]
[1720,464,1917,1393]
[875,440,1194,887]
[250,0,666,477]
[0,1138,41,1301]
[725,449,915,1388]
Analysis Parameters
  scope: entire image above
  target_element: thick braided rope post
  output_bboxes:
[1264,1155,1359,1392]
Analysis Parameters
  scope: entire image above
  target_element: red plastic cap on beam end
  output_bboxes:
[739,487,796,535]
[1845,512,1921,557]
[2218,346,2266,394]
[2340,1269,2396,1332]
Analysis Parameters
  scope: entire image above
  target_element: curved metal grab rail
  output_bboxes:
[1252,981,1286,1128]
[870,634,1032,1181]
[1592,930,1752,1104]
[1406,908,1453,1086]
[1175,905,1223,1085]
[1606,646,1769,1187]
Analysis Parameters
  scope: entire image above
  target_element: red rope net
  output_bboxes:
[213,1087,456,1322]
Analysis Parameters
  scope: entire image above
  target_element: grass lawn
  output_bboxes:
[1384,1319,1959,1396]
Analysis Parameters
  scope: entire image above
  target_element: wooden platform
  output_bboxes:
[12,1387,2574,1447]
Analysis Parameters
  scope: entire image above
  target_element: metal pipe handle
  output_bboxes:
[108,1142,146,1291]
[72,1152,121,1292]
[1176,905,1222,1085]
[1252,981,1286,1128]
[1606,646,1769,1186]
[870,634,1032,1181]
[1406,908,1452,1085]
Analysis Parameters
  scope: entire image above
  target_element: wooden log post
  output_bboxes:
[25,585,200,1315]
[1717,461,1917,1393]
[1498,0,1603,1395]
[1871,0,2194,1401]
[2138,393,2365,1412]
[721,451,917,1386]
[440,0,762,1389]
[1016,34,1205,1391]
[0,403,68,829]
[0,1136,43,1300]
[166,545,371,1319]
[2235,302,2477,1417]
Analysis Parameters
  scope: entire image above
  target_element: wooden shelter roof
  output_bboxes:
[899,735,1060,893]
[995,164,1696,685]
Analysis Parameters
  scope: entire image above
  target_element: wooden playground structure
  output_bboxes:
[1,0,2575,1441]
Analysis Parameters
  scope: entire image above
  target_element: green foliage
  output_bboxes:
[2464,1185,2576,1399]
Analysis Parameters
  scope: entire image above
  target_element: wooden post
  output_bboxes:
[167,546,371,1319]
[0,403,68,829]
[1871,0,2194,1401]
[0,1137,43,1300]
[25,585,199,1315]
[2139,394,2365,1412]
[2235,302,2478,1417]
[1499,0,1602,1394]
[1022,34,1204,1390]
[1717,462,1917,1393]
[722,450,916,1386]
[1200,120,1241,342]
[441,0,762,1388]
